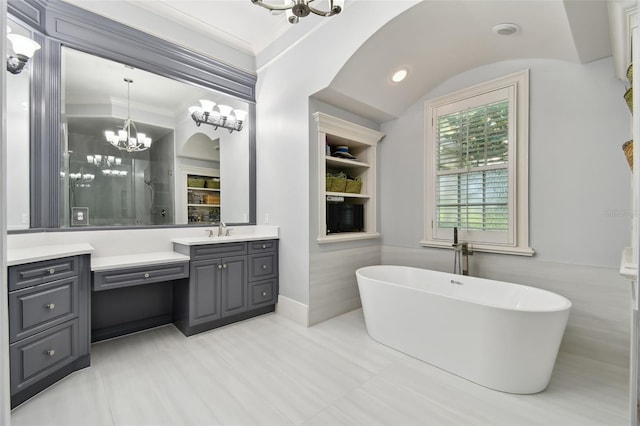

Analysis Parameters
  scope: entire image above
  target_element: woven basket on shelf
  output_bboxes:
[326,172,347,192]
[204,193,220,204]
[331,174,347,192]
[205,178,220,189]
[188,177,205,188]
[345,177,362,194]
[623,140,633,170]
[625,87,633,113]
[628,63,633,83]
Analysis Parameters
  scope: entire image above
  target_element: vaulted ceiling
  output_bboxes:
[61,0,613,123]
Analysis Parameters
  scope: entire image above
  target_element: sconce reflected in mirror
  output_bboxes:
[188,99,247,133]
[6,27,41,75]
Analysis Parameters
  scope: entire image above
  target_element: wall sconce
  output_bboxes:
[101,169,128,177]
[87,154,122,169]
[188,100,247,133]
[69,172,95,188]
[6,27,41,75]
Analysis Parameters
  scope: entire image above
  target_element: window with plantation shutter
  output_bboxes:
[423,71,533,256]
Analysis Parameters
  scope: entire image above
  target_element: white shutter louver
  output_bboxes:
[435,99,509,232]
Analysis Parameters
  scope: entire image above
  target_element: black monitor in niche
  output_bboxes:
[327,202,364,233]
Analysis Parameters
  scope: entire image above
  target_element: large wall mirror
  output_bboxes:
[62,48,250,227]
[6,0,256,231]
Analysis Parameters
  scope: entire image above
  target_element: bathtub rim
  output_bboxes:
[356,264,572,314]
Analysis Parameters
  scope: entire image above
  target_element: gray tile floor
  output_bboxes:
[11,310,629,426]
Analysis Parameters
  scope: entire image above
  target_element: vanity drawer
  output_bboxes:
[191,242,247,260]
[248,253,278,282]
[9,257,79,291]
[93,262,189,291]
[249,279,277,308]
[10,319,79,394]
[248,240,277,254]
[9,277,79,344]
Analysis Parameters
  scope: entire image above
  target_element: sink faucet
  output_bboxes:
[205,229,214,237]
[218,221,227,237]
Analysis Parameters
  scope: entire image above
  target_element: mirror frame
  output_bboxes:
[7,0,257,230]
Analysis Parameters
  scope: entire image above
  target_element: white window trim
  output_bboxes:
[421,70,534,256]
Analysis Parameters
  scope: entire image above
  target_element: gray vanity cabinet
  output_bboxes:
[189,255,247,325]
[173,240,278,336]
[7,255,91,408]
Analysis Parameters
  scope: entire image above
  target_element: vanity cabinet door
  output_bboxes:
[220,256,248,317]
[189,260,222,325]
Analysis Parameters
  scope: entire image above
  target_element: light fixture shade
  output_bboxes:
[217,104,233,117]
[8,34,41,58]
[115,158,122,165]
[234,109,248,122]
[118,130,127,141]
[87,155,94,164]
[188,106,201,115]
[199,99,216,114]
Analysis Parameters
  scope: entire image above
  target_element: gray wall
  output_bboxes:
[379,57,632,367]
[380,57,631,267]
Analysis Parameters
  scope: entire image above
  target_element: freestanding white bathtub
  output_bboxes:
[356,265,571,394]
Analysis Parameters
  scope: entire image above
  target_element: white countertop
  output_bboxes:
[172,232,279,246]
[7,243,95,266]
[91,251,191,272]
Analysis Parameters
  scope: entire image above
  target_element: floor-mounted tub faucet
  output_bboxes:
[452,227,473,275]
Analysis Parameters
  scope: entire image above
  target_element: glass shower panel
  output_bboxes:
[64,117,174,227]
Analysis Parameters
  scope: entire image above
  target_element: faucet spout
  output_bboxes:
[218,221,227,237]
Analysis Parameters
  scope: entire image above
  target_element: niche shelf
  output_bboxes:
[313,112,385,243]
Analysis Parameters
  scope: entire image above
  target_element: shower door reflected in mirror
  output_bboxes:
[61,46,251,227]
[66,117,174,226]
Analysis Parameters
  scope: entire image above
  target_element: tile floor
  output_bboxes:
[10,309,629,426]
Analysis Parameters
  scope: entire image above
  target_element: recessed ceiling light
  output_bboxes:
[391,68,408,83]
[492,23,520,36]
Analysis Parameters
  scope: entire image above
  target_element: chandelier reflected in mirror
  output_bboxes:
[104,78,152,152]
[251,0,343,24]
[188,100,248,133]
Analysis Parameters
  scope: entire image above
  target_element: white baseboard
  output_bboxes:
[275,295,310,327]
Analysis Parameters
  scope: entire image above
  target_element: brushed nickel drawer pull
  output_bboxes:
[261,264,267,270]
[46,349,56,356]
[48,268,55,275]
[45,303,56,310]
[144,273,150,278]
[262,244,267,249]
[261,291,267,297]
[222,264,227,269]
[218,264,223,269]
